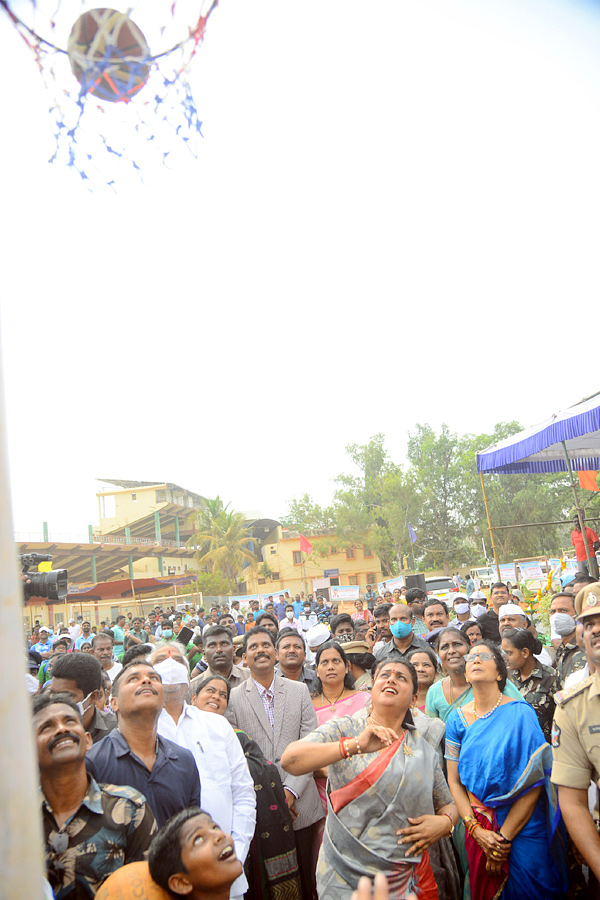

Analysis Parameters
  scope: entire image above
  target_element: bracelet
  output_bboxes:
[441,813,454,836]
[467,821,481,839]
[355,737,362,756]
[462,815,476,827]
[338,738,350,759]
[497,832,512,844]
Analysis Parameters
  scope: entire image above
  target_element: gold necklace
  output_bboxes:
[321,688,345,707]
[473,694,502,720]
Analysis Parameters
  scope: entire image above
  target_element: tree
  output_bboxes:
[187,499,257,594]
[280,494,336,534]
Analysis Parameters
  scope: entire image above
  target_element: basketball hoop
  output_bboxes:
[0,0,217,187]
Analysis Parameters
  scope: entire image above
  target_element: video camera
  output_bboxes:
[19,553,68,602]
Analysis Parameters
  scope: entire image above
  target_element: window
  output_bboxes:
[270,548,276,555]
[363,547,373,558]
[156,490,166,502]
[349,575,359,586]
[293,551,302,565]
[131,493,137,502]
[366,573,376,585]
[258,578,266,585]
[346,548,356,560]
[272,572,280,580]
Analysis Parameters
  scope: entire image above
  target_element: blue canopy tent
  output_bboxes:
[476,392,600,576]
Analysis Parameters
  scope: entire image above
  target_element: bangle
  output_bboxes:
[355,737,362,756]
[338,738,350,759]
[467,821,481,839]
[441,813,454,836]
[462,815,476,827]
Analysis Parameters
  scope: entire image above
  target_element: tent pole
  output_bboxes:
[562,441,594,573]
[480,472,501,580]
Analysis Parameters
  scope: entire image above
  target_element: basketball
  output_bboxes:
[95,862,170,900]
[67,8,151,102]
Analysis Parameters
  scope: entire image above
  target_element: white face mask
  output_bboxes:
[76,691,94,717]
[286,611,294,619]
[454,603,469,615]
[549,612,577,637]
[154,656,188,685]
[470,603,486,619]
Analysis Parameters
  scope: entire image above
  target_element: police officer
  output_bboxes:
[551,582,600,893]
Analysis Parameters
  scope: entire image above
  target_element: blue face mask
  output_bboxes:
[162,629,173,639]
[390,619,412,639]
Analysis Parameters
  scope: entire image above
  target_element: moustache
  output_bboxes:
[48,731,80,752]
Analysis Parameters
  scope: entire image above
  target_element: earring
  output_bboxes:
[368,701,373,715]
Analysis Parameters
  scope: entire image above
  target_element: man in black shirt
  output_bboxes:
[477,582,509,643]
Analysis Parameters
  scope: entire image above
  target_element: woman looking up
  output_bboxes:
[426,629,522,723]
[445,641,567,900]
[500,628,556,743]
[407,647,439,712]
[282,658,458,899]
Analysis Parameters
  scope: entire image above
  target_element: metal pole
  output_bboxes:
[0,343,45,897]
[480,471,501,580]
[562,441,594,572]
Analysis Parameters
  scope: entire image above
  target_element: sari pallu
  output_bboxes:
[314,692,372,814]
[445,702,568,900]
[316,732,442,899]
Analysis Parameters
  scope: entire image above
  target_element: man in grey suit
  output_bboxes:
[227,626,324,900]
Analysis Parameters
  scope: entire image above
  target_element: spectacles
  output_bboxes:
[464,652,495,663]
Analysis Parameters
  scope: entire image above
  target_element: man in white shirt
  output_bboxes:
[151,643,255,900]
[298,603,318,635]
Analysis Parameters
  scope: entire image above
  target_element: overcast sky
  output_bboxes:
[2,0,600,537]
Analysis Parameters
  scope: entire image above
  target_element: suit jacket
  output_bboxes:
[226,673,324,831]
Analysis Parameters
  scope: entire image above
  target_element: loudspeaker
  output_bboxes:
[404,573,426,593]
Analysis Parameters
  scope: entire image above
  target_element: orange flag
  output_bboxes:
[578,471,599,491]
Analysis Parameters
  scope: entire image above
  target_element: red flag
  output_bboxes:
[299,534,313,554]
[579,471,599,492]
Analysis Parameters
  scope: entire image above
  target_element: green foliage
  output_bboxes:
[187,498,257,593]
[258,562,273,581]
[284,423,577,576]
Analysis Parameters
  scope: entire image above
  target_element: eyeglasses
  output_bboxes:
[464,652,495,663]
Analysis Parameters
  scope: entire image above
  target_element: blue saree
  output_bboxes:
[445,701,568,900]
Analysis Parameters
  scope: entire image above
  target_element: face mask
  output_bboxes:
[76,691,94,717]
[162,629,173,639]
[454,603,469,615]
[471,604,486,619]
[154,655,188,685]
[286,611,294,619]
[390,620,412,639]
[550,612,577,637]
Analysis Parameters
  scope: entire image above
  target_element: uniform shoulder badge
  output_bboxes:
[555,675,594,706]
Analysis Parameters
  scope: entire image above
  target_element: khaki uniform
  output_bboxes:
[551,672,600,790]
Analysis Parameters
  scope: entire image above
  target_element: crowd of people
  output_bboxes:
[23,573,600,899]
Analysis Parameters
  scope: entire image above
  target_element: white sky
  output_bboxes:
[1,0,600,536]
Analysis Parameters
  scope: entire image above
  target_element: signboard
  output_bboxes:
[324,569,339,578]
[329,585,360,601]
[518,561,544,580]
[377,575,405,595]
[230,593,261,613]
[498,563,517,582]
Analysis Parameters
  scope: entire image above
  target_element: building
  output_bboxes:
[238,524,383,600]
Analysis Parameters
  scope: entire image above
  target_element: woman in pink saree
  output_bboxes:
[311,641,371,815]
[283,658,458,899]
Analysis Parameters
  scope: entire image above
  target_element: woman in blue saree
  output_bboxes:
[282,658,459,899]
[445,641,567,900]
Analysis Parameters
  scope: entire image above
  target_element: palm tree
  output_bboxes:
[187,499,257,594]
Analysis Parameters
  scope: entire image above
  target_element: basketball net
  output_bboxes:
[0,0,217,188]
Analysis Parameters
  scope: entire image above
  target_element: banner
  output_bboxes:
[260,591,287,603]
[329,585,360,601]
[518,561,544,579]
[377,575,405,595]
[498,563,517,582]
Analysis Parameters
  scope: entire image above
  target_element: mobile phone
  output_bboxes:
[176,626,193,645]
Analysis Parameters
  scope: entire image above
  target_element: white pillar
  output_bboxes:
[0,337,44,899]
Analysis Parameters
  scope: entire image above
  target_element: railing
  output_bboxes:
[15,532,191,550]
